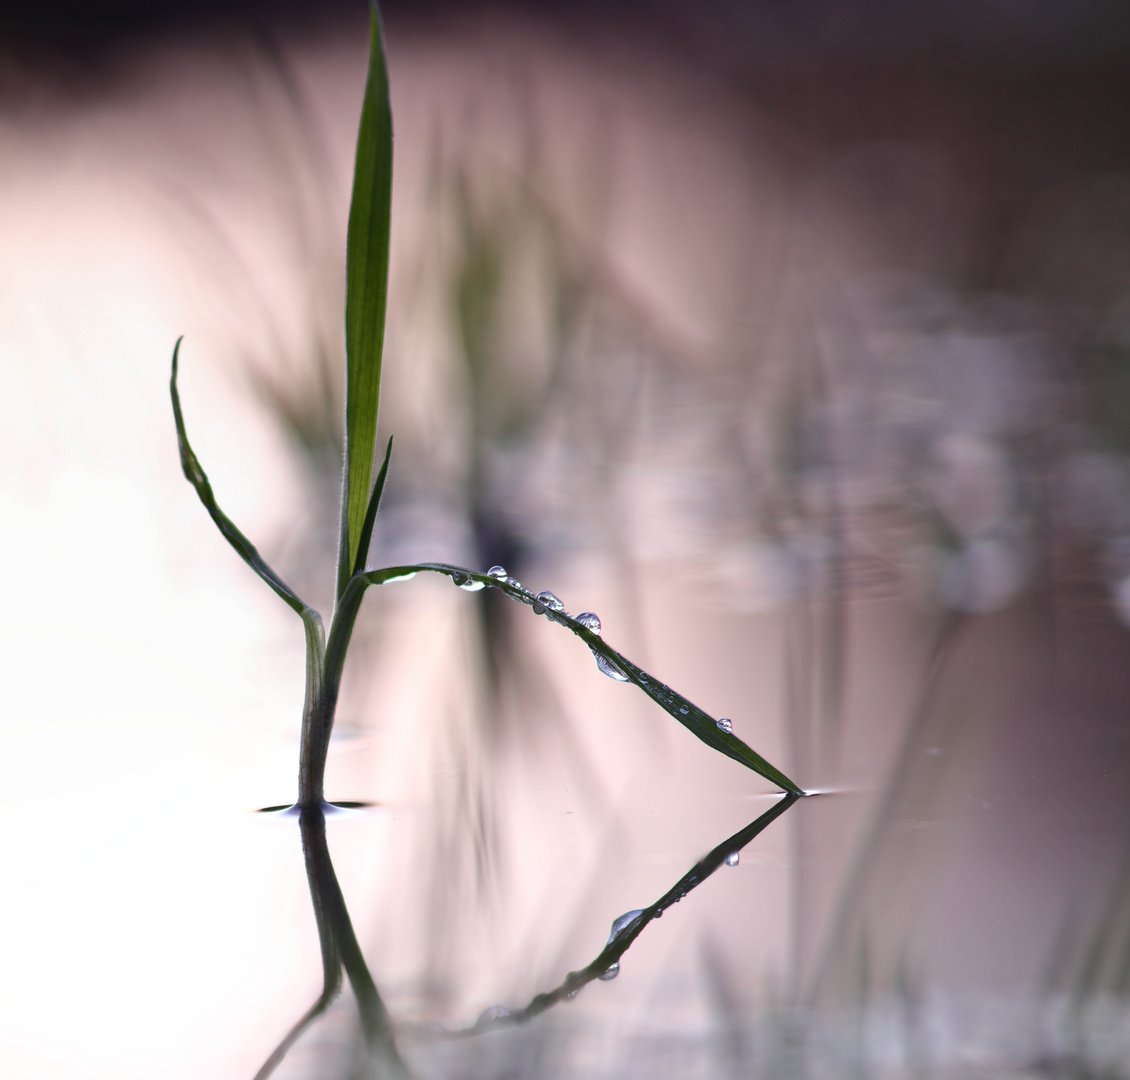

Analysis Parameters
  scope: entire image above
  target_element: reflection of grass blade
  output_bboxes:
[355,563,805,794]
[254,806,410,1080]
[252,990,340,1080]
[804,613,964,1004]
[337,2,394,603]
[170,339,327,772]
[457,793,800,1031]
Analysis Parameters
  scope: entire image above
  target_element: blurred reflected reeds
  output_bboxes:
[3,3,1130,1077]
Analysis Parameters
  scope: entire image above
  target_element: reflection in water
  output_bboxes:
[254,802,407,1080]
[459,791,801,1035]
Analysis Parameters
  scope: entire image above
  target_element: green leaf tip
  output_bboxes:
[337,2,394,604]
[351,435,393,580]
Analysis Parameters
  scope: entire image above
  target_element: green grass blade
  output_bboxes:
[170,338,319,622]
[337,2,394,603]
[358,562,805,794]
[171,341,327,798]
[351,435,393,580]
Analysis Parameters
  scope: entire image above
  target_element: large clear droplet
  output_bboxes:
[598,962,620,981]
[716,717,733,733]
[725,851,740,867]
[535,590,565,612]
[576,612,602,634]
[594,652,629,681]
[609,909,644,942]
[460,578,485,592]
[477,1005,511,1024]
[487,565,507,578]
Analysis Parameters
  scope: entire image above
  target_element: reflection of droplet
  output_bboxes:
[598,962,620,981]
[725,851,740,867]
[609,909,644,941]
[535,590,564,612]
[716,717,733,733]
[477,1005,511,1024]
[576,611,601,634]
[595,653,629,681]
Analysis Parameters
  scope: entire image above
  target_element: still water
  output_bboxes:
[2,8,1130,1078]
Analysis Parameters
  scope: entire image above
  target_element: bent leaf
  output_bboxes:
[170,339,326,788]
[354,562,804,794]
[338,3,394,602]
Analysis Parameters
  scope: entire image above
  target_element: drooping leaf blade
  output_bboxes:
[337,3,394,603]
[171,339,316,619]
[354,562,805,795]
[170,339,326,787]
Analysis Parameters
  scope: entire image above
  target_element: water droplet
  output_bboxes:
[503,576,522,589]
[679,705,689,715]
[594,652,629,681]
[716,717,733,733]
[598,962,620,981]
[487,566,507,578]
[609,909,644,942]
[535,590,565,612]
[638,674,648,684]
[460,579,485,592]
[564,973,581,1001]
[383,571,417,583]
[477,1005,511,1024]
[725,851,740,867]
[576,612,602,634]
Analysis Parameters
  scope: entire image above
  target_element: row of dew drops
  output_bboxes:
[457,566,741,1021]
[389,562,737,739]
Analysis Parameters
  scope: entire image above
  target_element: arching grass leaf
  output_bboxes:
[170,338,326,766]
[338,562,804,795]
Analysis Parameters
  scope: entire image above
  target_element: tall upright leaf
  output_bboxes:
[338,3,393,602]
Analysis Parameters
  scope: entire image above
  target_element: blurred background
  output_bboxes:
[3,0,1130,1076]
